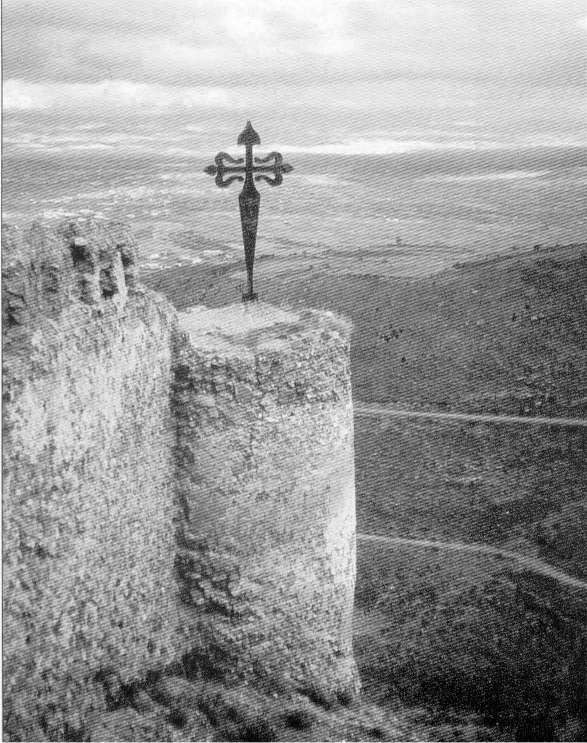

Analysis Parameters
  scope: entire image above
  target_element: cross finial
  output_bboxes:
[237,121,261,146]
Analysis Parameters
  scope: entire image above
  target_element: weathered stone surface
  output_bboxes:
[150,675,204,708]
[3,221,360,738]
[174,303,360,700]
[2,220,192,737]
[86,707,180,742]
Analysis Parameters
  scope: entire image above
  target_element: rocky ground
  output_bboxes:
[15,669,417,742]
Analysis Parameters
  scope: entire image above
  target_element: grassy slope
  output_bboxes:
[354,543,587,742]
[144,243,587,417]
[355,416,586,578]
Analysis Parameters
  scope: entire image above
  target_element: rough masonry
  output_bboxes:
[173,305,358,697]
[2,219,359,738]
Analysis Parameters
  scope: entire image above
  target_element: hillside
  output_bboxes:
[354,543,587,742]
[144,243,587,741]
[355,415,586,579]
[144,243,587,418]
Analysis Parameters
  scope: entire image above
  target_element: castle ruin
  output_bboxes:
[2,220,359,737]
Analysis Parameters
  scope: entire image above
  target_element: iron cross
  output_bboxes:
[204,121,293,301]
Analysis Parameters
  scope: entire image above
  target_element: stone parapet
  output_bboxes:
[2,220,138,337]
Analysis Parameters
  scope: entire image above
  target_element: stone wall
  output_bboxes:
[2,221,189,735]
[2,220,359,738]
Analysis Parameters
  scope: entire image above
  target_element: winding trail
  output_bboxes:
[354,403,586,590]
[357,533,587,591]
[354,403,587,428]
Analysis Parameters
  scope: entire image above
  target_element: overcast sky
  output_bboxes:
[3,0,586,143]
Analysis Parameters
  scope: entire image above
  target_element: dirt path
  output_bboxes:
[354,404,587,428]
[357,533,587,591]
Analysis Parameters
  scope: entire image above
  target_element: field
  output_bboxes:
[144,242,587,741]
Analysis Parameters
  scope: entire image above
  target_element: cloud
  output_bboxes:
[2,0,360,85]
[3,0,586,89]
[271,138,501,156]
[3,79,234,112]
[3,0,585,147]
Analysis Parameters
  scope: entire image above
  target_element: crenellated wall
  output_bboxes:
[2,219,359,739]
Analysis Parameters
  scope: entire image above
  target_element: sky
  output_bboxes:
[3,0,587,148]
